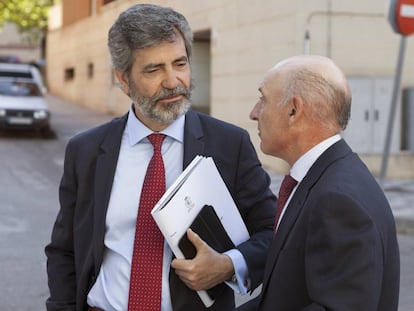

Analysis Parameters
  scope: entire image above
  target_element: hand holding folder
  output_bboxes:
[177,204,237,301]
[151,156,250,307]
[178,205,235,259]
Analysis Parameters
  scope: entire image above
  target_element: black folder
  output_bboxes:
[178,204,235,300]
[178,204,235,259]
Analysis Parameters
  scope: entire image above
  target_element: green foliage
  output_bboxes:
[0,0,59,32]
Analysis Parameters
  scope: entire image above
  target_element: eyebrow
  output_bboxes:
[175,56,189,63]
[142,56,189,72]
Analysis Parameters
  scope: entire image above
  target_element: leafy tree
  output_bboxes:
[0,0,59,44]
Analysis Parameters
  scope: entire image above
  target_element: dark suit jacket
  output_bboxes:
[45,109,276,311]
[251,139,399,311]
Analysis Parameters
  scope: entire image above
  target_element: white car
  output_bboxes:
[0,62,46,94]
[0,77,51,134]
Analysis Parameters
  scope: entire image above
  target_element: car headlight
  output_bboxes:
[34,110,49,119]
[0,109,6,117]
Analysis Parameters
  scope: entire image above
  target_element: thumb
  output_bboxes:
[186,228,207,251]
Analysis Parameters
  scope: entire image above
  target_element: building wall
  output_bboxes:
[62,0,91,26]
[0,22,41,62]
[46,0,414,178]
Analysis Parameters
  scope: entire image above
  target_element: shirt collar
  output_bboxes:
[290,134,341,183]
[126,106,185,146]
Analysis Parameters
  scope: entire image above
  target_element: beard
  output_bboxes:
[130,82,193,124]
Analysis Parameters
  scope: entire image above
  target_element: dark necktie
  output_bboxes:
[128,134,166,311]
[274,174,297,231]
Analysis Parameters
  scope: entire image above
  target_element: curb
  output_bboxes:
[395,217,414,235]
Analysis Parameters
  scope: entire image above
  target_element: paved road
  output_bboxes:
[0,95,112,310]
[0,94,412,310]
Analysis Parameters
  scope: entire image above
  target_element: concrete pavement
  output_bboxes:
[382,178,414,235]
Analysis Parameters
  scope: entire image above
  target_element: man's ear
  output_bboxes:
[289,96,303,121]
[114,69,130,95]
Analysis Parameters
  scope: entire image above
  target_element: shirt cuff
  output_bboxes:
[224,249,250,294]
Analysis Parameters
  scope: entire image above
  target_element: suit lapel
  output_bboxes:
[93,114,127,273]
[261,184,308,287]
[183,109,205,168]
[261,139,353,293]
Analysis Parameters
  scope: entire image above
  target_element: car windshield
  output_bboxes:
[0,80,42,97]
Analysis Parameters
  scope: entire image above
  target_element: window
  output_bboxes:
[87,63,94,79]
[64,67,75,81]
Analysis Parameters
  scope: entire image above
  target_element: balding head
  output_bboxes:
[268,55,351,131]
[272,55,346,82]
[250,55,352,165]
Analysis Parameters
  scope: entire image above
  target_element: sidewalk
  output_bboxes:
[382,179,414,235]
[266,170,414,235]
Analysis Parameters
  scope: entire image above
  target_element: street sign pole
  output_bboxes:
[380,0,414,184]
[379,35,407,184]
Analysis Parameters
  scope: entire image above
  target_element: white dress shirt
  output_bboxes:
[87,108,249,310]
[275,134,342,231]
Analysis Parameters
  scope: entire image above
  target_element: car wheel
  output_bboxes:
[39,126,55,139]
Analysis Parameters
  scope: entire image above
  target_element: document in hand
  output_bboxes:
[151,155,250,307]
[178,204,236,260]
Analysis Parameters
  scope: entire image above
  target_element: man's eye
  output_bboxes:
[176,62,187,67]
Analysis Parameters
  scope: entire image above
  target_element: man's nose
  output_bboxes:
[162,70,180,89]
[250,102,260,120]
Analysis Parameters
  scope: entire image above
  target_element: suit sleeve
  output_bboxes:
[44,141,78,311]
[304,192,384,311]
[232,131,277,291]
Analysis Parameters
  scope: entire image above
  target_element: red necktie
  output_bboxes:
[274,175,297,231]
[128,134,166,311]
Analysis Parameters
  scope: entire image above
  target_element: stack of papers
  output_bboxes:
[151,155,250,307]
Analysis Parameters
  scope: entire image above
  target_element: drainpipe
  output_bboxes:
[304,10,384,56]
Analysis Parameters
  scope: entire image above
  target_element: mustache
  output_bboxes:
[152,86,191,102]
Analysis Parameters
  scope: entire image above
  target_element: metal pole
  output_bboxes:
[326,0,332,58]
[379,35,407,184]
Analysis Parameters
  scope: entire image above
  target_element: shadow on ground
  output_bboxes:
[0,128,57,140]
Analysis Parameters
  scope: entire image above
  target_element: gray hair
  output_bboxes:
[280,68,351,131]
[108,4,193,74]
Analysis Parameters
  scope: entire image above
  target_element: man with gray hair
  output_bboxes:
[45,4,275,311]
[242,55,400,310]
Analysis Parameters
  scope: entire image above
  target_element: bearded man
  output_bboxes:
[45,4,276,311]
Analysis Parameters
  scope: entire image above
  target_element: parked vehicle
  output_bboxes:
[0,62,46,94]
[0,55,21,63]
[0,77,51,134]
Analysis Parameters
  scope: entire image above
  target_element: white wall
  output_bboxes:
[46,0,414,177]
